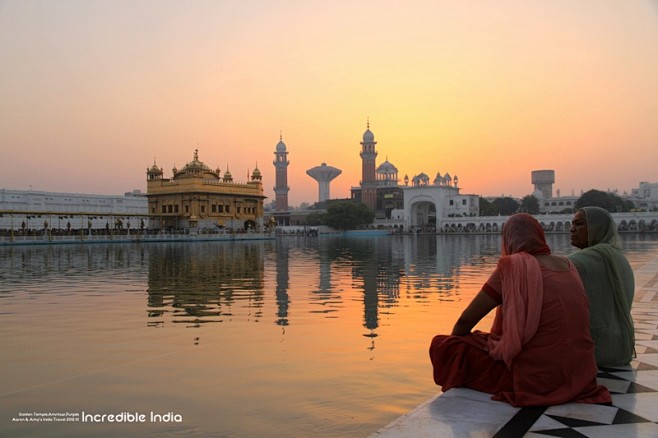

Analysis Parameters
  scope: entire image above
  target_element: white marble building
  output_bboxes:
[0,188,147,231]
[630,181,658,211]
[399,173,479,231]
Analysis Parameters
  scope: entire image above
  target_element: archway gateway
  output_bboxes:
[409,200,436,228]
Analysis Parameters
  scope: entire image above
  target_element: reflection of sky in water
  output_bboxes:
[1,234,657,437]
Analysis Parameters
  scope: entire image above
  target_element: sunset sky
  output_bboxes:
[1,0,657,206]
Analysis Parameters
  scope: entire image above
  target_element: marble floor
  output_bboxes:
[371,256,658,438]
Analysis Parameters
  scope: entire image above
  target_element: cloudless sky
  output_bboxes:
[1,0,657,206]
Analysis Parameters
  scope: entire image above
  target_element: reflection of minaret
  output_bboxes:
[349,238,403,351]
[362,254,379,352]
[362,262,379,329]
[360,119,378,210]
[275,239,290,327]
[273,134,289,211]
[306,163,342,203]
[345,238,381,350]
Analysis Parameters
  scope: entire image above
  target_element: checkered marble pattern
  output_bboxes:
[371,257,658,438]
[523,258,658,438]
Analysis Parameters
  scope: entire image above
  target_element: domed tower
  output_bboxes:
[147,159,163,180]
[251,164,262,182]
[273,134,290,212]
[360,119,378,210]
[376,159,398,187]
[223,165,233,183]
[176,149,220,179]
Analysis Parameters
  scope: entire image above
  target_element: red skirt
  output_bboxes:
[429,334,513,395]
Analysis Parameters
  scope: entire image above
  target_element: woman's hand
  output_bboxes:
[451,290,498,336]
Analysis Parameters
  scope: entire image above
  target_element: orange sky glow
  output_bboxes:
[1,0,657,206]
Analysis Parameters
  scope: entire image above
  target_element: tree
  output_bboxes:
[324,201,375,230]
[492,197,520,216]
[304,211,326,226]
[479,197,499,216]
[519,195,540,214]
[575,189,634,212]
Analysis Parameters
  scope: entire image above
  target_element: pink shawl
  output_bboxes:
[487,214,550,368]
[487,253,544,368]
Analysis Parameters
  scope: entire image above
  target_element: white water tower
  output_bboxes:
[306,163,342,203]
[531,170,555,199]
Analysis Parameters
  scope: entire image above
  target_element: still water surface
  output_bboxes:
[1,234,657,437]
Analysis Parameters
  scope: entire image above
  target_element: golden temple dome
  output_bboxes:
[175,149,220,179]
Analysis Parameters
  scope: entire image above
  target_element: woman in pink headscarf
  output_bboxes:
[429,213,610,407]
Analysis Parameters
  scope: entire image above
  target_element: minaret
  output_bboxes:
[273,133,290,211]
[360,119,378,210]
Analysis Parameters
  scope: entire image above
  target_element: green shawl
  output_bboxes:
[567,207,635,368]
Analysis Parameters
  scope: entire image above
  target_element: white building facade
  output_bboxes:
[400,174,479,231]
[0,188,148,231]
[630,182,658,211]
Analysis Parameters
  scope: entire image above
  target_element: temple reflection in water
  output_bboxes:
[146,241,269,327]
[142,234,510,349]
[1,234,516,342]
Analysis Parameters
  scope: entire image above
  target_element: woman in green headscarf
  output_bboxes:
[568,206,635,368]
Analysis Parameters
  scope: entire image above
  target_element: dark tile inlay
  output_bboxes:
[635,362,658,371]
[612,407,652,424]
[493,406,547,438]
[626,381,658,393]
[533,428,588,437]
[546,415,606,428]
